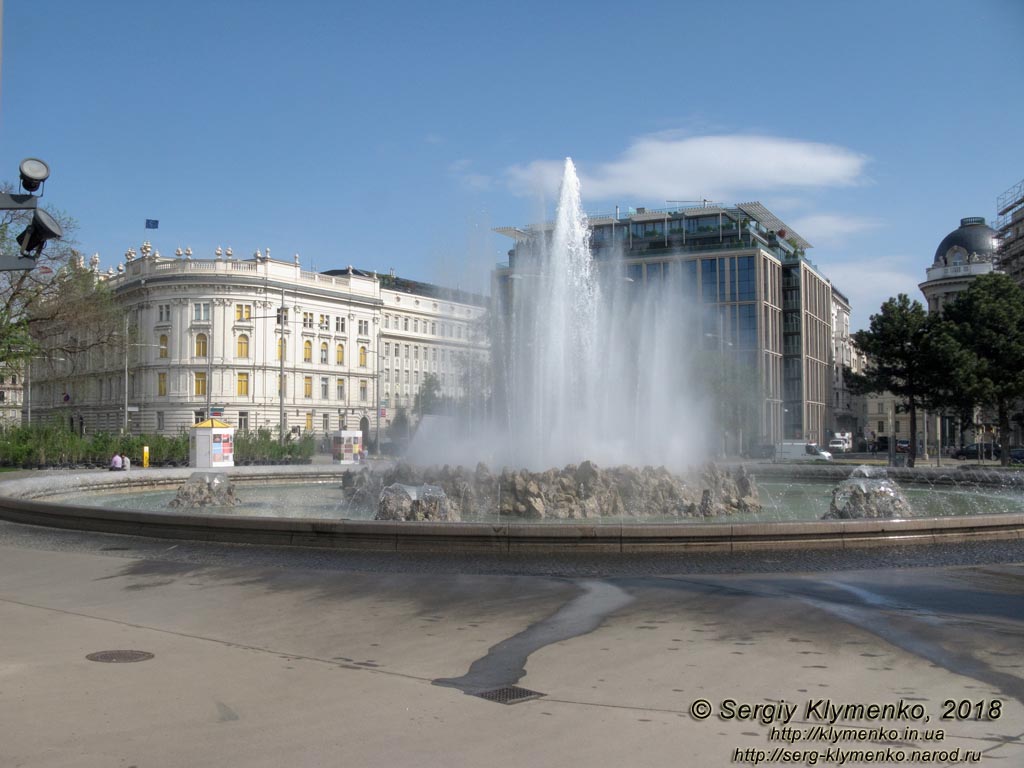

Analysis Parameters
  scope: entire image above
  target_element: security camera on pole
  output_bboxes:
[0,158,63,271]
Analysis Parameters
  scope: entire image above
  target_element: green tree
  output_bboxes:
[848,294,934,467]
[941,273,1024,466]
[413,372,442,416]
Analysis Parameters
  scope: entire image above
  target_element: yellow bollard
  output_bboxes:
[143,446,149,468]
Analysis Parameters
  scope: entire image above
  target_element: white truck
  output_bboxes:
[775,441,833,462]
[828,432,853,453]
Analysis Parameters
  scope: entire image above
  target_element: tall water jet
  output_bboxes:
[490,158,709,470]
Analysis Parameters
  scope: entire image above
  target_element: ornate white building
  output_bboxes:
[25,244,488,442]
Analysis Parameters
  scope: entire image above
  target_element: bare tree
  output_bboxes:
[0,196,121,369]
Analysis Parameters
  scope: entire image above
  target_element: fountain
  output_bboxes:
[1,160,1024,551]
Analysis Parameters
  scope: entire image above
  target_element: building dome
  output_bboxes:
[933,217,998,266]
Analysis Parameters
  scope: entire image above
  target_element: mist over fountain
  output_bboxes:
[409,158,711,471]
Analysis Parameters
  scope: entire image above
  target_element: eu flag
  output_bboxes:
[145,219,159,229]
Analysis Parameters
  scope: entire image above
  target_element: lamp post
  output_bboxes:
[25,354,66,427]
[251,288,288,444]
[122,312,162,434]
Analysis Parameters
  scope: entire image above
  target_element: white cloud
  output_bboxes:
[505,134,868,202]
[823,256,923,330]
[449,159,492,191]
[789,213,880,247]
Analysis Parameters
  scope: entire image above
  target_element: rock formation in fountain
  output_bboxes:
[339,462,760,521]
[823,467,914,520]
[168,472,239,508]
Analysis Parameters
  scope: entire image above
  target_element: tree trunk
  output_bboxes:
[999,400,1010,467]
[908,402,917,468]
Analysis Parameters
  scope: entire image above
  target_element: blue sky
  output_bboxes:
[2,0,1022,328]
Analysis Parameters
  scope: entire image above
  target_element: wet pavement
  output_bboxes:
[1,518,1022,767]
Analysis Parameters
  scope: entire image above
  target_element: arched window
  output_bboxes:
[159,335,169,358]
[320,342,329,364]
[359,346,368,367]
[336,344,345,365]
[277,338,286,361]
[195,333,208,357]
[303,340,313,363]
[237,334,249,358]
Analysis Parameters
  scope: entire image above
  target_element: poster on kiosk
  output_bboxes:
[190,419,235,468]
[332,430,363,464]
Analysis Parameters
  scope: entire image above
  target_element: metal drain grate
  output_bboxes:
[473,686,545,705]
[86,650,154,663]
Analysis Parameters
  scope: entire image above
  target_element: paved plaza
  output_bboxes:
[1,516,1022,768]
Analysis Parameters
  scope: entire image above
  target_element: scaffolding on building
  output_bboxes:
[996,177,1024,284]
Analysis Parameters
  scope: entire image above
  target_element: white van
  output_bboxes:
[775,441,833,462]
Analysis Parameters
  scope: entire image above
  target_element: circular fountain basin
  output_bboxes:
[1,464,1023,553]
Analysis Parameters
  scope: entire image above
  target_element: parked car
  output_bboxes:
[953,443,999,460]
[828,438,848,453]
[775,441,832,462]
[895,439,911,453]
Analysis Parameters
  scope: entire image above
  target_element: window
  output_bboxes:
[878,421,884,433]
[235,303,251,321]
[238,411,249,432]
[157,411,165,431]
[393,344,399,358]
[336,316,345,332]
[359,346,368,367]
[194,410,206,424]
[403,317,409,331]
[158,304,171,322]
[159,335,169,358]
[237,334,249,358]
[194,372,207,396]
[384,315,390,329]
[404,344,410,359]
[278,374,286,396]
[336,344,345,365]
[193,303,210,322]
[157,372,167,397]
[321,377,329,398]
[195,333,208,357]
[322,414,330,433]
[414,319,419,333]
[277,307,289,325]
[303,340,313,363]
[320,342,329,364]
[303,312,314,329]
[384,342,390,357]
[304,376,313,398]
[414,346,419,360]
[358,319,369,335]
[336,379,345,400]
[305,412,313,431]
[359,380,368,401]
[237,372,249,396]
[894,420,901,434]
[277,338,286,361]
[431,322,436,335]
[319,314,329,330]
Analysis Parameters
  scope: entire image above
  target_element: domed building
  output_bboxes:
[919,216,999,314]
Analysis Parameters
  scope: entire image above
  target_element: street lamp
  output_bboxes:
[24,354,65,426]
[122,313,162,434]
[251,287,289,444]
[1,157,63,272]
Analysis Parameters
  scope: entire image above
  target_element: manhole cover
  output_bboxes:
[473,686,545,705]
[86,650,154,663]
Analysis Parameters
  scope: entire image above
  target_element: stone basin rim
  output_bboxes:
[0,464,1022,553]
